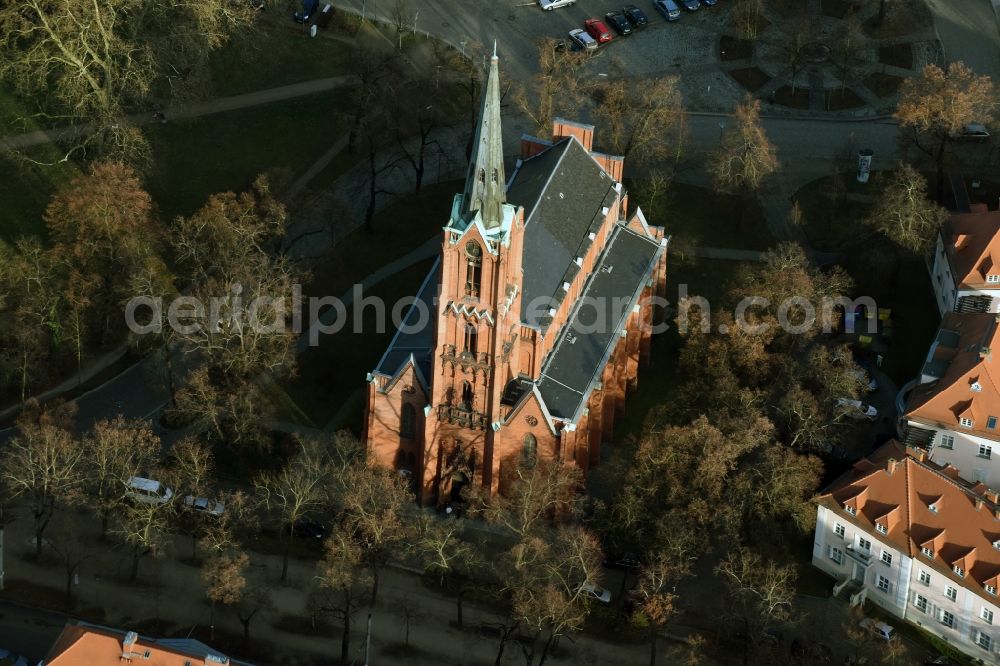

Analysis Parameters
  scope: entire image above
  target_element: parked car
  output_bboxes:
[286,518,326,540]
[702,0,717,5]
[602,551,641,572]
[183,495,225,517]
[584,18,614,44]
[293,0,318,23]
[539,0,576,9]
[837,398,878,421]
[680,0,700,10]
[605,11,633,35]
[623,4,649,27]
[127,477,173,505]
[652,0,681,21]
[859,618,896,641]
[568,28,598,52]
[0,650,27,666]
[957,123,990,142]
[580,581,612,603]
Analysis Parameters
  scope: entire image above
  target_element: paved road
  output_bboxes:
[926,0,1000,80]
[0,600,68,664]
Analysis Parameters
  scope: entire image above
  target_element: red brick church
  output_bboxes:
[363,52,668,505]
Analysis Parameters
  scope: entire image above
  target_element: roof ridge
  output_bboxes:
[903,457,915,557]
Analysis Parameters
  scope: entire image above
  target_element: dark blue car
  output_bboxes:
[293,0,319,23]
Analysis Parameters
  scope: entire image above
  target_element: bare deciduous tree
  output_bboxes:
[82,416,160,537]
[256,438,332,582]
[514,39,588,138]
[0,1,254,161]
[864,162,948,255]
[593,75,687,169]
[709,97,779,202]
[896,62,996,199]
[312,532,371,664]
[336,459,413,605]
[716,547,796,663]
[1,420,83,556]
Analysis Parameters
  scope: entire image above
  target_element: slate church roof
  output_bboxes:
[507,137,621,329]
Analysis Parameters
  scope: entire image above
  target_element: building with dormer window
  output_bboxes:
[903,312,1000,487]
[362,53,668,506]
[930,204,1000,315]
[814,442,1000,663]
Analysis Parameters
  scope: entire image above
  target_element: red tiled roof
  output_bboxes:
[44,622,238,666]
[944,204,1000,290]
[907,312,1000,438]
[818,441,1000,601]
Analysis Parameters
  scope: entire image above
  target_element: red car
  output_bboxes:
[584,18,614,44]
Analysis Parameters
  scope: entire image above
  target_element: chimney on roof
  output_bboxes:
[978,498,986,510]
[988,491,1000,504]
[886,458,898,475]
[121,631,138,660]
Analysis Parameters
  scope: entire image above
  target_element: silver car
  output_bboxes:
[539,0,575,9]
[568,28,598,52]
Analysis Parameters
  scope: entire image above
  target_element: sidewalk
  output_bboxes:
[0,507,673,666]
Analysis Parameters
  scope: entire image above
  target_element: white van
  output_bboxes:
[127,477,174,505]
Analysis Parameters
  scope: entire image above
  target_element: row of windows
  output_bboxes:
[956,417,1000,432]
[939,434,997,452]
[912,593,996,650]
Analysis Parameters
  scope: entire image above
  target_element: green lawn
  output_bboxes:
[794,173,941,386]
[606,257,751,450]
[145,91,350,220]
[631,180,775,252]
[205,21,356,97]
[280,181,461,427]
[285,259,436,431]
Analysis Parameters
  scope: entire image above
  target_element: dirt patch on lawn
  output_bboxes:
[729,67,771,92]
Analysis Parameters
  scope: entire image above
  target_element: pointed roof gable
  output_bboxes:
[943,205,1000,289]
[462,51,506,229]
[907,311,1000,438]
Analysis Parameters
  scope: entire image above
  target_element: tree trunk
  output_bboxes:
[281,527,294,583]
[341,609,351,664]
[935,139,947,204]
[649,623,658,666]
[65,567,74,608]
[130,545,141,582]
[456,589,464,628]
[241,617,251,647]
[878,0,886,25]
[370,566,381,607]
[100,512,109,539]
[538,632,558,666]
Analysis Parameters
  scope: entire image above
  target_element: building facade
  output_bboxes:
[930,204,1000,315]
[814,442,1000,663]
[903,312,1000,488]
[362,54,668,506]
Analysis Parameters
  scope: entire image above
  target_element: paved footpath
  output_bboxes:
[0,509,695,666]
[1,76,356,151]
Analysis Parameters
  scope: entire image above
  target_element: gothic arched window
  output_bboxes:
[461,381,473,411]
[465,242,482,297]
[400,403,416,439]
[463,323,478,355]
[478,168,486,184]
[492,169,499,183]
[522,433,538,469]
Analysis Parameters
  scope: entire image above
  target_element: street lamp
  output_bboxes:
[718,121,726,145]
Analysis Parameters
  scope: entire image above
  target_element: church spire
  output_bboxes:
[462,47,506,229]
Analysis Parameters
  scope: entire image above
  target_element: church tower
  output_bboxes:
[421,49,527,504]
